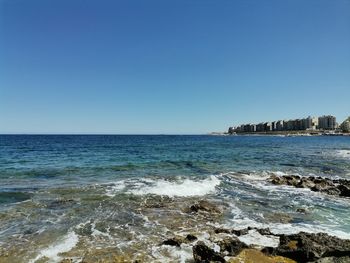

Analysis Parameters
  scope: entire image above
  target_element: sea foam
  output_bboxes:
[129,175,220,197]
[30,231,79,263]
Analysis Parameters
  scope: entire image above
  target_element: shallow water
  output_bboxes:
[0,135,349,262]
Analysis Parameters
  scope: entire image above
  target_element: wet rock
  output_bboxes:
[256,228,274,236]
[186,234,198,242]
[269,175,350,198]
[272,232,350,262]
[162,234,197,247]
[270,175,287,185]
[228,248,297,263]
[264,212,293,224]
[192,241,226,263]
[232,228,249,236]
[162,237,183,247]
[48,198,75,209]
[296,208,308,213]
[338,185,350,197]
[217,236,248,256]
[188,200,222,214]
[214,228,231,234]
[142,195,173,208]
[324,187,341,196]
[311,185,323,192]
[312,256,350,263]
[296,178,315,189]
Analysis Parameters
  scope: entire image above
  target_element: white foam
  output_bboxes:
[334,150,350,159]
[30,231,79,263]
[238,230,280,247]
[105,180,126,197]
[129,176,220,197]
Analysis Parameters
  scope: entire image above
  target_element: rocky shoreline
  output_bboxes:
[2,175,350,263]
[157,199,350,263]
[269,174,350,198]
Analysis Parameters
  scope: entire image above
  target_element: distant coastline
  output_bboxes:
[227,115,350,136]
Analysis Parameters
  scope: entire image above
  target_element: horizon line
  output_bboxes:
[0,133,212,136]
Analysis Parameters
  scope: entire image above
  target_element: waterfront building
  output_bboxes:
[318,115,336,130]
[276,120,284,131]
[256,123,265,132]
[230,114,339,133]
[302,116,318,130]
[340,117,350,133]
[264,122,272,131]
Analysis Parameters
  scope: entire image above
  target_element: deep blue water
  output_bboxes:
[1,135,349,191]
[0,135,349,262]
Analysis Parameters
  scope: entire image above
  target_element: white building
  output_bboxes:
[318,115,336,130]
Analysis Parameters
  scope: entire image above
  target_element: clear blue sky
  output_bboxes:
[0,0,349,134]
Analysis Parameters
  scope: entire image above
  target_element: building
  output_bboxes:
[229,114,339,133]
[302,116,318,130]
[256,123,265,132]
[318,115,336,130]
[340,117,350,133]
[276,120,284,131]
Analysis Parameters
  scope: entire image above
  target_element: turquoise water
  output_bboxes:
[0,135,349,262]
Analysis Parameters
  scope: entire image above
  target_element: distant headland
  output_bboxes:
[227,115,350,136]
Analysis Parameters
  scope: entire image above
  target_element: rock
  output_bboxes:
[268,175,350,198]
[48,198,75,209]
[228,248,296,263]
[311,185,323,192]
[270,175,287,185]
[264,212,293,224]
[312,256,350,263]
[214,228,231,234]
[256,228,274,236]
[273,232,350,262]
[296,179,315,189]
[338,185,350,197]
[324,187,341,196]
[217,236,248,256]
[231,228,249,236]
[162,237,183,247]
[186,234,198,242]
[296,208,307,213]
[192,241,226,263]
[188,200,222,214]
[162,234,197,246]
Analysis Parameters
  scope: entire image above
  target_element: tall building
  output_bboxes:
[340,117,350,133]
[276,120,284,131]
[302,116,318,130]
[318,115,336,130]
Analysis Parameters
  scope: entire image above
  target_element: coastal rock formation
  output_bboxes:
[191,226,350,263]
[161,234,198,247]
[269,175,350,197]
[192,241,226,262]
[217,236,248,256]
[269,232,350,262]
[229,249,296,263]
[187,200,223,214]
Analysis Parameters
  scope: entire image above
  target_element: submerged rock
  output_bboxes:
[264,212,293,224]
[193,241,226,263]
[188,200,222,214]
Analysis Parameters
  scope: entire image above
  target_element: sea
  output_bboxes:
[0,135,349,262]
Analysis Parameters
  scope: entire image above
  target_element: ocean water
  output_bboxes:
[0,135,349,262]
